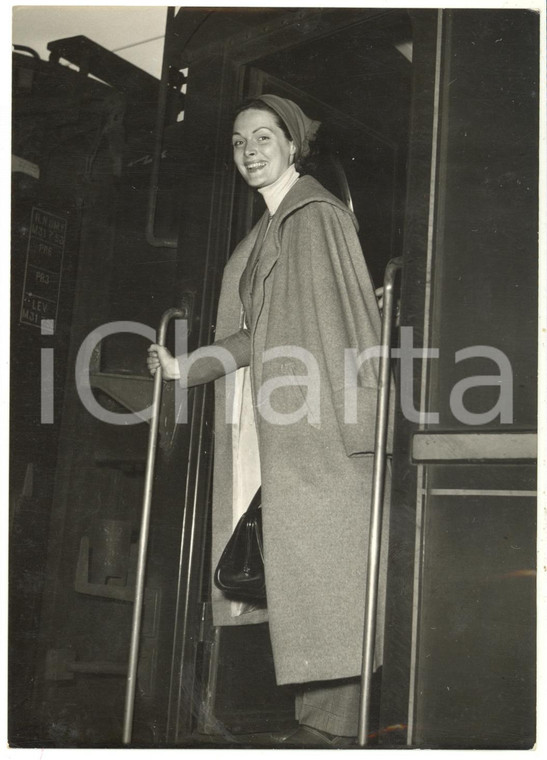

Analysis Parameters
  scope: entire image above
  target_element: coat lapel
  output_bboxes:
[239,211,271,319]
[246,176,357,323]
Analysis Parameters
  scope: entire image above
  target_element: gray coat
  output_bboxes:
[208,176,390,685]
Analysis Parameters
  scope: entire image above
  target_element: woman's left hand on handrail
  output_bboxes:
[375,287,384,313]
[375,287,400,326]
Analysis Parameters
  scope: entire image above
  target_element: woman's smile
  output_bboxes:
[245,160,268,172]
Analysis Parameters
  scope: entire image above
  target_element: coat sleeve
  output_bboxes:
[178,328,250,387]
[283,201,386,457]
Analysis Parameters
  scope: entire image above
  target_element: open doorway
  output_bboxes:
[197,11,413,744]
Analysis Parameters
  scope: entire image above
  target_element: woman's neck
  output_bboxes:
[258,164,300,217]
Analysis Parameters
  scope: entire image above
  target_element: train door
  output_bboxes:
[195,77,406,743]
[168,9,413,745]
[169,8,537,747]
[379,10,538,749]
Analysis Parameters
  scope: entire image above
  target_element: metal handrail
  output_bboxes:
[122,307,185,744]
[358,256,402,746]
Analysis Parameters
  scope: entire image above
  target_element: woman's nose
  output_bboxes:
[244,141,257,156]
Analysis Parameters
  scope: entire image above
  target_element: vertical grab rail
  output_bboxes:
[123,306,185,744]
[358,256,402,746]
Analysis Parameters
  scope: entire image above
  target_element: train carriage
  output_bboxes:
[10,6,539,748]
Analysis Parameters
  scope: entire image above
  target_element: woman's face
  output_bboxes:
[232,108,296,189]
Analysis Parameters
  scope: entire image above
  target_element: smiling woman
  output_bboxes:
[147,92,388,746]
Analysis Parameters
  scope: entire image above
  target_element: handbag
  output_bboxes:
[214,488,266,601]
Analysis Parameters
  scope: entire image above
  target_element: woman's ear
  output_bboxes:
[290,142,297,162]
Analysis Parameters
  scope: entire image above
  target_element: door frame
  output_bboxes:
[166,7,439,743]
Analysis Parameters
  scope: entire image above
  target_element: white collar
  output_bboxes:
[258,164,300,217]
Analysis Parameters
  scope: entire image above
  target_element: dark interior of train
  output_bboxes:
[10,7,538,750]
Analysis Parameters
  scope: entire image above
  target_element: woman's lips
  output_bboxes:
[245,161,267,172]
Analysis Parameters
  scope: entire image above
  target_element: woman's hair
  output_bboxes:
[233,98,321,175]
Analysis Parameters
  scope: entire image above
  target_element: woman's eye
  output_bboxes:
[232,140,243,148]
[257,135,269,142]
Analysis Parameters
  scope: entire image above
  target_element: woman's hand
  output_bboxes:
[375,287,384,313]
[147,344,181,380]
[374,287,401,326]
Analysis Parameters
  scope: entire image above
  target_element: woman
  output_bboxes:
[147,94,389,746]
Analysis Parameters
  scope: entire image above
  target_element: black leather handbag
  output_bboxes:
[214,488,266,601]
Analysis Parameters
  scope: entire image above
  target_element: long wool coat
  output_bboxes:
[207,175,390,686]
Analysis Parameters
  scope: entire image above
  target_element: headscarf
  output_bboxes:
[256,94,321,160]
